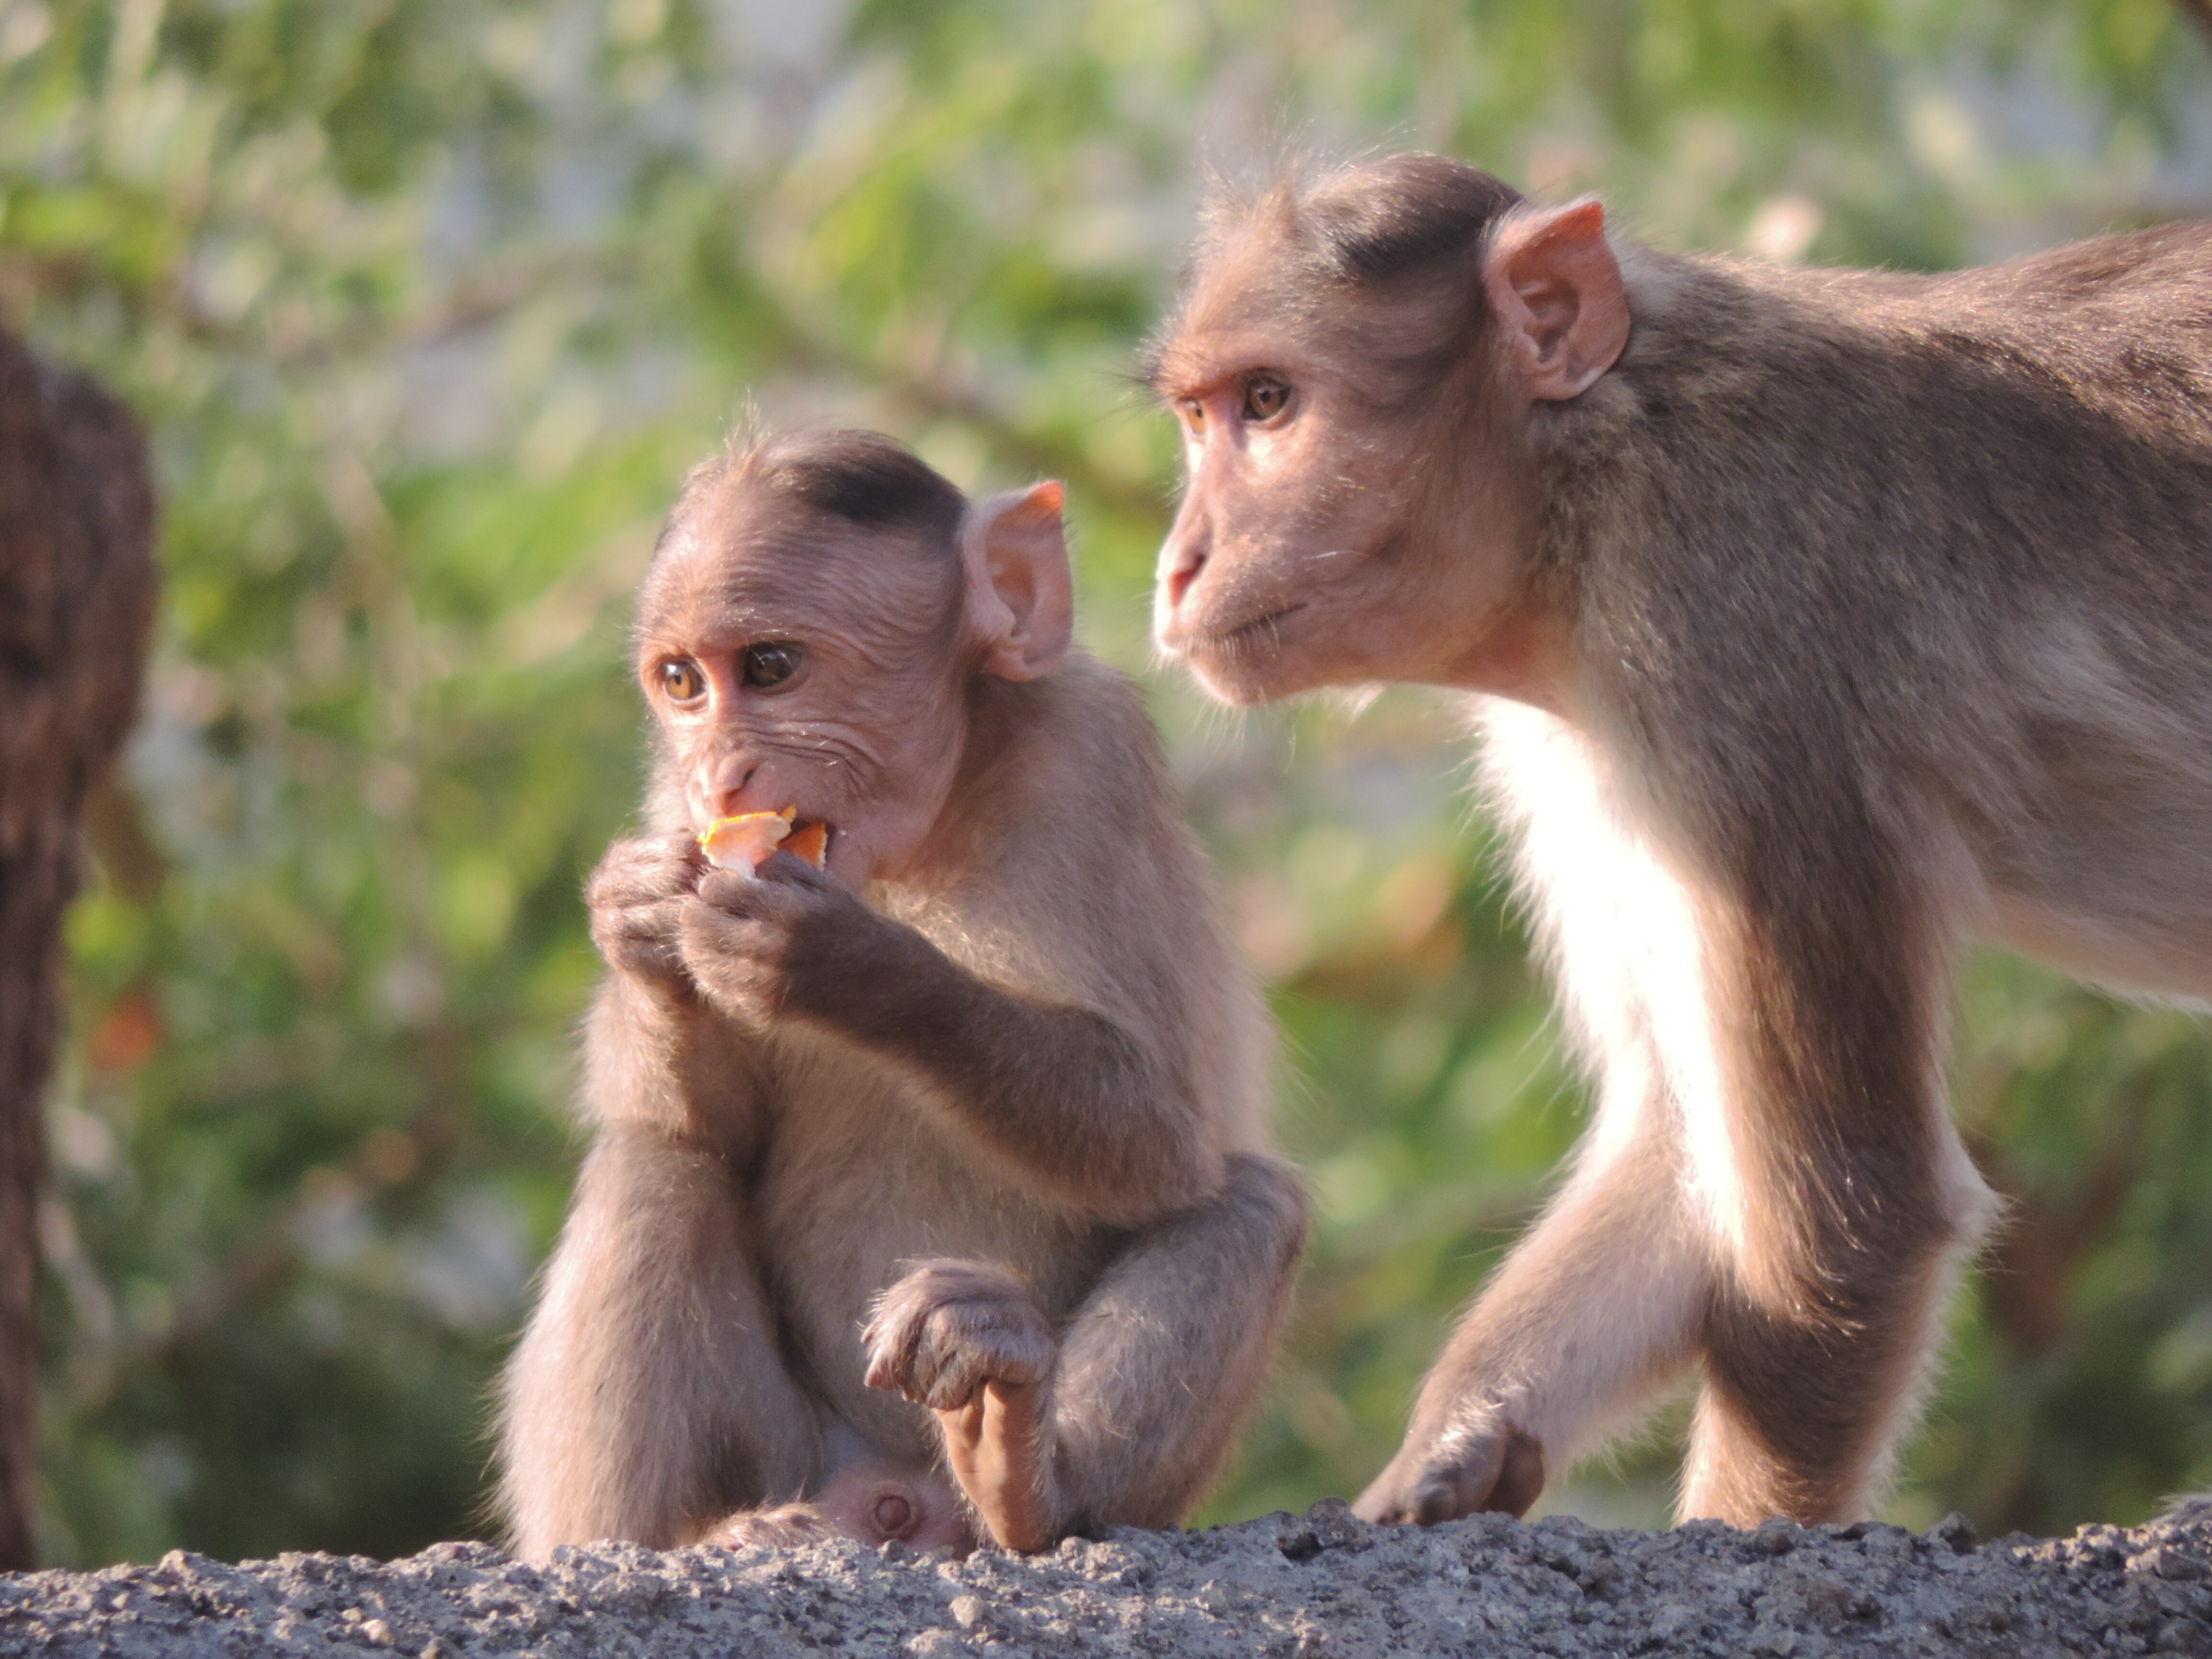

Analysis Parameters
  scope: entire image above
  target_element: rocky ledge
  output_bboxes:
[6,1500,2212,1657]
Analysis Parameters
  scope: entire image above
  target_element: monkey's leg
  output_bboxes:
[1684,1260,1969,1526]
[1674,852,1995,1526]
[498,1121,818,1556]
[866,1152,1307,1548]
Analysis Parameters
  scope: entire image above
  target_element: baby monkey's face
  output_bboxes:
[635,489,971,888]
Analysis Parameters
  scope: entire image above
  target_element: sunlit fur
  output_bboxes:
[1152,151,2212,1529]
[498,432,1305,1557]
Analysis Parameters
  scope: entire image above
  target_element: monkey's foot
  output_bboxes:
[700,1466,973,1554]
[1353,1421,1547,1526]
[863,1259,1060,1552]
[696,1501,836,1551]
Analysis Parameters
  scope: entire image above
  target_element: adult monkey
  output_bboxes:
[1149,151,2212,1529]
[500,429,1305,1556]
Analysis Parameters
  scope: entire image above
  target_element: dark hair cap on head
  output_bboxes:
[741,429,967,543]
[1297,154,1524,287]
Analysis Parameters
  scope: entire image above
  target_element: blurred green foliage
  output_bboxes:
[4,0,2211,1566]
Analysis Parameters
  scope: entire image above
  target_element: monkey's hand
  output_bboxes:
[586,832,707,989]
[678,853,903,1030]
[863,1260,1060,1553]
[1354,1412,1547,1527]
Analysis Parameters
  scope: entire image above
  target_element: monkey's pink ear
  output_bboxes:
[960,481,1075,682]
[1482,199,1630,401]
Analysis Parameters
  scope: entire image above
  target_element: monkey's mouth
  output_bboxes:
[699,808,832,872]
[1183,602,1306,662]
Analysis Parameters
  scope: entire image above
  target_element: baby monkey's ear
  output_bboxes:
[960,481,1074,681]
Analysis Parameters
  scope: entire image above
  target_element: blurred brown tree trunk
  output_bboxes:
[0,335,157,1569]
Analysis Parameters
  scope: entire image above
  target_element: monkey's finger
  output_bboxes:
[1355,1427,1545,1526]
[754,851,840,893]
[600,895,690,940]
[861,1302,924,1393]
[952,1309,1056,1390]
[655,833,709,895]
[589,837,705,908]
[902,1339,990,1411]
[677,896,783,951]
[863,1282,940,1393]
[592,899,695,978]
[862,1355,902,1395]
[681,950,791,1023]
[864,1260,1007,1363]
[635,828,707,874]
[864,1311,974,1405]
[676,944,778,1006]
[695,868,810,923]
[911,1304,1056,1410]
[595,898,691,957]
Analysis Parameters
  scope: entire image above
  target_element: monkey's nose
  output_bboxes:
[709,759,763,819]
[1163,537,1209,614]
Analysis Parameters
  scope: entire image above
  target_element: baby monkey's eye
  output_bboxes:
[660,659,706,703]
[1242,376,1292,423]
[742,642,804,690]
[1180,398,1207,434]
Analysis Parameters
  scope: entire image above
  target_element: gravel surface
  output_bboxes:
[8,1500,2212,1657]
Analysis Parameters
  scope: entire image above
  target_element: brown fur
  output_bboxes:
[498,431,1304,1556]
[1151,153,2212,1527]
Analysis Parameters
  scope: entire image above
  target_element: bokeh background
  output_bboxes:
[7,0,2212,1568]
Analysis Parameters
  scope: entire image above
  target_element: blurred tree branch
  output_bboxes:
[0,334,155,1568]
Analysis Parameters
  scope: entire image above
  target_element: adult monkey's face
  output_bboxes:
[1147,158,1628,709]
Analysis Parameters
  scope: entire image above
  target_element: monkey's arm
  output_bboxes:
[865,1151,1308,1546]
[580,831,778,1152]
[679,861,1220,1222]
[1362,705,1997,1529]
[498,1115,818,1556]
[1355,1116,1705,1523]
[498,840,810,1557]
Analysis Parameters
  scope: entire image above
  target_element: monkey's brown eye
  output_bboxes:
[660,659,706,703]
[1242,376,1292,423]
[1180,398,1207,434]
[741,642,804,690]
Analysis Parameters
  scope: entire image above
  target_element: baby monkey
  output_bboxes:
[497,430,1305,1557]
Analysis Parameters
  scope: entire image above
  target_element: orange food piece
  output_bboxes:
[699,808,792,870]
[783,819,829,868]
[698,807,829,871]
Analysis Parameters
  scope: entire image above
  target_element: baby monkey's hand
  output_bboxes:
[679,853,901,1030]
[585,832,705,990]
